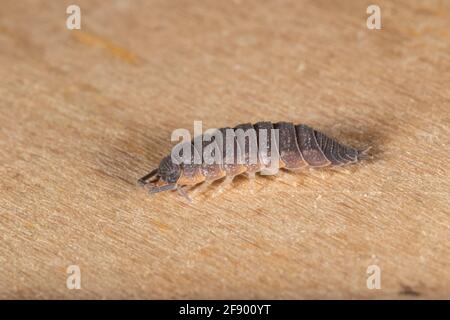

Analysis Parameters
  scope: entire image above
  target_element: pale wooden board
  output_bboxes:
[0,0,449,299]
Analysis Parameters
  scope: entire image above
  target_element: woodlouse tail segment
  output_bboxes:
[306,126,368,166]
[314,129,360,166]
[357,146,372,161]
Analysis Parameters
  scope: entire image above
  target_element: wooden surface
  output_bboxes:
[1,0,449,299]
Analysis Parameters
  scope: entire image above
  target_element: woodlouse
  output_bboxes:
[138,122,369,200]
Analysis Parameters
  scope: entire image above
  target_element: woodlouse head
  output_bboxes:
[137,156,181,194]
[157,156,181,184]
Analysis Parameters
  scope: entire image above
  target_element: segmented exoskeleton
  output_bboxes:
[138,122,369,199]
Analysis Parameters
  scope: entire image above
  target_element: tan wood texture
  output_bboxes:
[0,0,449,299]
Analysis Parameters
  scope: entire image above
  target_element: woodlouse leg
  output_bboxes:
[148,183,177,195]
[177,186,192,203]
[246,172,256,179]
[212,176,234,198]
[190,180,214,197]
[280,168,302,186]
[245,172,257,194]
[283,167,304,173]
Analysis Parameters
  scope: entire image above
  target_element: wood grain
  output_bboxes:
[0,0,449,299]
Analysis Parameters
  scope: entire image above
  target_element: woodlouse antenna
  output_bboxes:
[148,183,177,195]
[138,169,158,186]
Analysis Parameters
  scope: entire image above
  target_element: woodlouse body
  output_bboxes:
[138,122,368,198]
